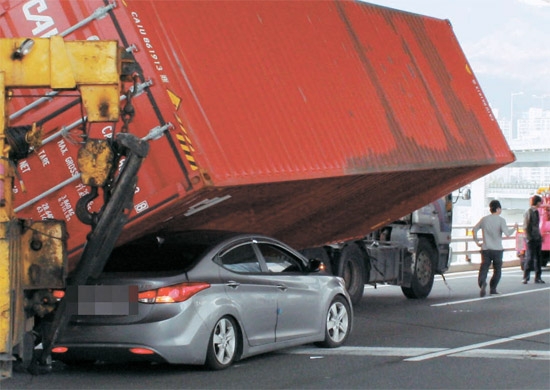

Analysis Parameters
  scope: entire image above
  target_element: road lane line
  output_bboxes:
[404,328,550,362]
[431,286,550,306]
[453,348,550,360]
[283,345,550,361]
[284,346,446,357]
[437,268,523,281]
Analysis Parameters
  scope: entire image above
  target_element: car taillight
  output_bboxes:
[52,289,65,301]
[137,282,210,303]
[129,348,155,355]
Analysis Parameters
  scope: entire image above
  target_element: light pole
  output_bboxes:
[532,94,550,110]
[510,91,523,139]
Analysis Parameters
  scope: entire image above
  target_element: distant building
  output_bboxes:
[516,108,550,144]
[504,107,550,186]
[456,105,550,226]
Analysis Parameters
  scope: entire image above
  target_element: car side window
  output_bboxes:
[257,243,305,273]
[219,244,262,273]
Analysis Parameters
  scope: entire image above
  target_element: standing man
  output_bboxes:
[473,200,518,297]
[523,194,545,284]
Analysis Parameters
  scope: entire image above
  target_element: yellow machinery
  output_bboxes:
[0,37,124,378]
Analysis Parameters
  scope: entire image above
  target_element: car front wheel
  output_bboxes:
[316,296,351,348]
[205,316,239,370]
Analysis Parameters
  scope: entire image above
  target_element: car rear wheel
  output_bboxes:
[315,296,351,348]
[205,316,239,370]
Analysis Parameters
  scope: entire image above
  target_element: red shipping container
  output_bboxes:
[2,1,514,270]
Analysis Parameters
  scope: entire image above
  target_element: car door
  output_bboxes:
[255,242,322,342]
[217,242,277,347]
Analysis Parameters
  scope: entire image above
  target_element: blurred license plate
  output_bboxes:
[65,285,138,315]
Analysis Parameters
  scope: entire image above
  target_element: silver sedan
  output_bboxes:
[52,230,353,369]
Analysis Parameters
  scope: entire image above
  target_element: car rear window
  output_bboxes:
[104,236,210,272]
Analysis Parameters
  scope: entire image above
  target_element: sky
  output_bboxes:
[363,0,550,118]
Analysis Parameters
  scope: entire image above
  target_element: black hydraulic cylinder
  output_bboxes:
[37,133,149,366]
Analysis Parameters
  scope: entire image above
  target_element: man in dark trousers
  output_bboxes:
[523,194,545,284]
[473,200,518,296]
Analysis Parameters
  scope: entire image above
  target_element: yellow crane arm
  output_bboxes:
[0,36,123,379]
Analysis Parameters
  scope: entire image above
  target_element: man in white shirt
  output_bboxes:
[473,200,518,297]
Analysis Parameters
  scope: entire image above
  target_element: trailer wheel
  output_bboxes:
[338,243,365,305]
[401,238,435,299]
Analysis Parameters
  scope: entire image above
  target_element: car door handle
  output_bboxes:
[226,281,240,289]
[277,284,288,292]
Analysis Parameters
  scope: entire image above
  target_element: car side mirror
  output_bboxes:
[307,258,324,272]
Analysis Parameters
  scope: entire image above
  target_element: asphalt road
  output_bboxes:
[3,266,549,390]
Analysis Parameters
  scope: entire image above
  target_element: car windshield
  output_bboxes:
[104,233,212,273]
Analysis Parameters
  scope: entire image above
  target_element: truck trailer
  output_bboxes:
[1,0,515,377]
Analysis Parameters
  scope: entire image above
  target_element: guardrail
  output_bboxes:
[450,225,519,267]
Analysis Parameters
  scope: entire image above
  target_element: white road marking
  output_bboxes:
[404,328,550,362]
[437,268,523,281]
[285,346,446,357]
[283,330,550,362]
[453,349,550,360]
[431,287,550,306]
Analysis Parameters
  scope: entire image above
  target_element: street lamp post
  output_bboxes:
[510,91,523,139]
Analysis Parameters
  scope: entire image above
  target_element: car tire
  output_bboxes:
[401,238,436,299]
[338,243,365,305]
[315,295,351,348]
[205,316,239,370]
